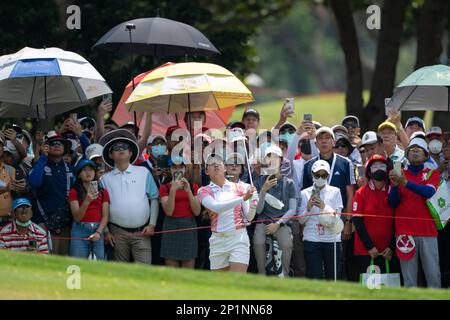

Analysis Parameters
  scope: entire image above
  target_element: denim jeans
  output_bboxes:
[304,241,342,280]
[70,222,105,260]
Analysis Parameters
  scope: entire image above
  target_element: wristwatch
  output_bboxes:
[277,221,285,227]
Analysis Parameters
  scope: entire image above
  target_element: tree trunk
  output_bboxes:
[417,0,449,129]
[329,0,364,118]
[363,0,409,131]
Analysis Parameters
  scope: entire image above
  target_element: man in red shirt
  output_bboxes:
[0,198,49,253]
[388,138,441,288]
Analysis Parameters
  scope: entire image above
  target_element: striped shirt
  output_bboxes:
[197,180,249,233]
[0,221,49,253]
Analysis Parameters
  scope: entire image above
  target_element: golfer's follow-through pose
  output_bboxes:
[197,154,257,272]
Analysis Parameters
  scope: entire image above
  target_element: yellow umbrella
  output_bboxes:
[125,62,254,113]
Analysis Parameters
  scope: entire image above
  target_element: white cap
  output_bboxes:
[407,137,429,154]
[331,125,348,134]
[426,126,443,137]
[361,131,380,146]
[405,117,425,131]
[410,131,426,140]
[85,143,103,160]
[315,126,335,140]
[264,145,283,158]
[312,160,331,174]
[147,134,167,145]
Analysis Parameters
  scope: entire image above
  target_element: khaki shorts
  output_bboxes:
[209,228,250,270]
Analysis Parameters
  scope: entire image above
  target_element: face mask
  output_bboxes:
[280,133,294,145]
[372,170,387,181]
[15,219,32,228]
[428,139,442,154]
[313,176,327,188]
[151,144,167,157]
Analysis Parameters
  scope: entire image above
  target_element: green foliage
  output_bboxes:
[0,0,294,123]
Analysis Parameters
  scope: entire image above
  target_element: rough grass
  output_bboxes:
[0,250,449,300]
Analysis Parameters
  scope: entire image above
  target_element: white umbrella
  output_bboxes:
[0,47,112,118]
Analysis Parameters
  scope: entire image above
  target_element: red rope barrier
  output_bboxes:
[37,210,450,241]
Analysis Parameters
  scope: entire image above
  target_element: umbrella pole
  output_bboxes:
[448,86,450,112]
[43,76,47,121]
[126,23,138,138]
[187,93,193,152]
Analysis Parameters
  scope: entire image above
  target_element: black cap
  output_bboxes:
[242,109,260,121]
[226,121,246,130]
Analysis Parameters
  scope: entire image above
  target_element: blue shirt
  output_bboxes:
[302,153,355,206]
[28,155,74,224]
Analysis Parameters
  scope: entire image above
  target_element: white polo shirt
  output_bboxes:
[298,184,343,243]
[101,164,159,228]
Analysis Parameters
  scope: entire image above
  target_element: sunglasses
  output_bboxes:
[49,141,63,147]
[345,123,359,129]
[111,143,130,152]
[334,143,347,149]
[15,206,31,214]
[313,172,329,179]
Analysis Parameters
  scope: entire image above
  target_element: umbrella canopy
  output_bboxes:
[125,62,253,113]
[93,17,220,56]
[112,62,235,135]
[387,64,450,112]
[0,47,112,118]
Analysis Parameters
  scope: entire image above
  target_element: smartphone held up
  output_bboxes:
[282,98,295,117]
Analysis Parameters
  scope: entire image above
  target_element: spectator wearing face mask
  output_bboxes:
[142,135,168,172]
[388,138,441,288]
[425,127,445,170]
[298,160,343,280]
[351,155,398,275]
[0,198,48,253]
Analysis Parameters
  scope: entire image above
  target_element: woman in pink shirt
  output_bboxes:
[197,154,256,272]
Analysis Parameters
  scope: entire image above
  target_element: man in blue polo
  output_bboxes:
[28,131,74,256]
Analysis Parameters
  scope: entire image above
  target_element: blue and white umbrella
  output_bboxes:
[0,47,112,118]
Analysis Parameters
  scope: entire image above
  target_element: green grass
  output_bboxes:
[230,92,433,130]
[1,250,449,300]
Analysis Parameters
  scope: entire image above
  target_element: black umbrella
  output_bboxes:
[93,17,220,137]
[92,17,220,56]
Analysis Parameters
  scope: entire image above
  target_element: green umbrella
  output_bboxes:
[387,64,450,112]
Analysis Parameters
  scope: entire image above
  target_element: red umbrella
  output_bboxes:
[112,62,235,135]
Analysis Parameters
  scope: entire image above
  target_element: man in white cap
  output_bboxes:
[405,116,426,139]
[253,145,296,277]
[360,131,384,164]
[388,137,441,288]
[298,160,343,279]
[425,127,445,170]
